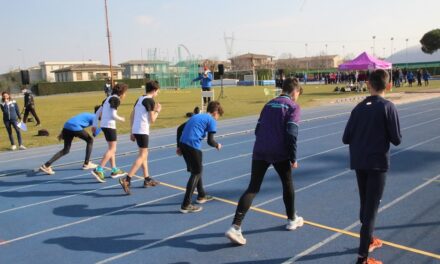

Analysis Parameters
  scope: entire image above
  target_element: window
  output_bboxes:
[88,72,94,80]
[76,72,83,81]
[133,65,138,72]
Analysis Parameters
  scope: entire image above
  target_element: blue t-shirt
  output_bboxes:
[63,113,95,131]
[180,113,217,149]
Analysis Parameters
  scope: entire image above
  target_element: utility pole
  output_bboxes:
[104,0,114,86]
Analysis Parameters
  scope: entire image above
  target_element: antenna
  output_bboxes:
[224,32,235,59]
[104,0,114,86]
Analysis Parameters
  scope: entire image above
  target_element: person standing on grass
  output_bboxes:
[119,81,162,194]
[192,66,213,106]
[1,91,26,150]
[39,109,99,175]
[422,69,430,86]
[21,87,41,126]
[177,101,223,213]
[91,83,128,183]
[225,78,304,246]
[342,69,401,264]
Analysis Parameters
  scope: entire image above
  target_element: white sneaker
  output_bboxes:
[286,215,304,231]
[225,225,246,245]
[19,145,27,150]
[11,145,17,150]
[82,162,98,170]
[40,165,55,175]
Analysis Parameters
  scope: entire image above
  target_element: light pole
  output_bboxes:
[372,35,376,56]
[342,45,345,59]
[383,47,386,58]
[325,44,328,55]
[390,37,394,58]
[405,38,409,68]
[305,43,308,72]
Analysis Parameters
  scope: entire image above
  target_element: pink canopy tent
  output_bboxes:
[338,52,392,71]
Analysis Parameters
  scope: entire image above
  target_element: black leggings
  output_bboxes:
[356,169,386,258]
[23,107,41,125]
[202,87,211,104]
[4,120,22,146]
[180,143,206,208]
[45,128,93,167]
[232,159,295,226]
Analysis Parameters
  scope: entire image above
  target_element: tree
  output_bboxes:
[420,29,440,54]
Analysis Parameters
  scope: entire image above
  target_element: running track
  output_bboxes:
[0,98,439,263]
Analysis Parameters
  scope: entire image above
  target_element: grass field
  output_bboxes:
[1,81,439,151]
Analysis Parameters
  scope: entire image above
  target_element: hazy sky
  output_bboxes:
[1,0,438,72]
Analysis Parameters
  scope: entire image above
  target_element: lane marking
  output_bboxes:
[2,99,438,165]
[282,173,440,263]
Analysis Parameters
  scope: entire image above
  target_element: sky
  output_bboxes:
[0,0,438,73]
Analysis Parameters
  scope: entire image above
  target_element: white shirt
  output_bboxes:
[131,95,153,135]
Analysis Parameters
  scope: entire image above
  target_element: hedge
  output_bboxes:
[34,79,145,96]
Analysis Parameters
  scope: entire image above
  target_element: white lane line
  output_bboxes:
[2,114,440,213]
[1,129,439,254]
[281,173,440,264]
[0,169,256,246]
[0,153,251,215]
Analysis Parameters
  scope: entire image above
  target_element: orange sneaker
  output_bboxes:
[362,257,383,264]
[369,237,383,253]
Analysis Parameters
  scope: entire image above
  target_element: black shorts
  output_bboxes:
[101,127,117,142]
[133,134,149,148]
[180,143,203,174]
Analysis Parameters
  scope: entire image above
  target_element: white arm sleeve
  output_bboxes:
[111,108,124,121]
[92,106,103,128]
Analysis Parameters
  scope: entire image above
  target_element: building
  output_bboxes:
[39,60,101,82]
[52,64,123,82]
[230,53,275,71]
[276,55,343,71]
[119,60,170,79]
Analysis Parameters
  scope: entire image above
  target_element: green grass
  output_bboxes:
[1,80,439,151]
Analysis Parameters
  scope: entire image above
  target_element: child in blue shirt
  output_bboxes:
[176,101,223,213]
[39,110,98,175]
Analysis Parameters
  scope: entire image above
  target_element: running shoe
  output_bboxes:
[39,165,55,175]
[368,237,383,253]
[180,204,202,214]
[19,145,27,150]
[196,195,214,204]
[358,257,383,264]
[225,225,246,245]
[92,169,106,183]
[11,145,17,150]
[143,177,159,188]
[119,178,131,195]
[82,162,98,170]
[110,168,125,178]
[286,215,304,230]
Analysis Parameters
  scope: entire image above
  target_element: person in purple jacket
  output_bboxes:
[343,69,401,264]
[225,78,304,245]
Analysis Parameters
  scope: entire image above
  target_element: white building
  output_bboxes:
[52,64,123,82]
[39,60,100,82]
[119,60,169,79]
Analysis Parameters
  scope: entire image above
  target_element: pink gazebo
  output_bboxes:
[338,52,392,70]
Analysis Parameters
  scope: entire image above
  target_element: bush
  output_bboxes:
[34,79,145,96]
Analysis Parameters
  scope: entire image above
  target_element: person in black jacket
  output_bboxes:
[343,69,402,264]
[1,92,26,150]
[22,87,41,126]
